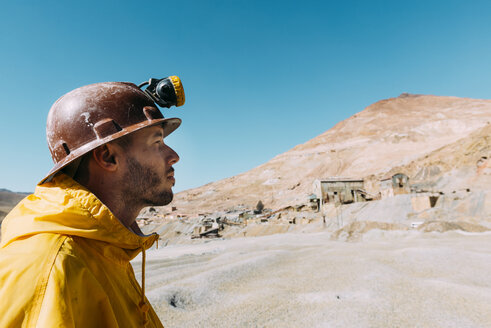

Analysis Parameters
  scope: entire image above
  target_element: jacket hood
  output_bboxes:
[0,173,158,260]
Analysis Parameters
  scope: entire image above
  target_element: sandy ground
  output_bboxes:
[132,231,491,328]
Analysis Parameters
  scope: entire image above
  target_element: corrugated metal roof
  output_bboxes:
[318,177,364,182]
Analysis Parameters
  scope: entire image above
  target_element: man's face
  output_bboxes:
[118,125,179,207]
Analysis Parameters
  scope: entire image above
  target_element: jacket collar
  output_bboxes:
[1,173,158,259]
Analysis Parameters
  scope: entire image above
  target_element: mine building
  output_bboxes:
[312,178,368,208]
[380,173,410,198]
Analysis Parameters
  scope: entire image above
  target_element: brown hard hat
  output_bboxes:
[41,81,182,184]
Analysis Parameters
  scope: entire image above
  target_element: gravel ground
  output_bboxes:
[132,230,491,328]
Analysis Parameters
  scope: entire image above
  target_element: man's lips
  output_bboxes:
[167,168,175,184]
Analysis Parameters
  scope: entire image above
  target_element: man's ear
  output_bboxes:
[92,144,119,172]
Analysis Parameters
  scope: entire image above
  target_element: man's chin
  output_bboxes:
[163,194,173,206]
[156,191,174,206]
[143,191,173,207]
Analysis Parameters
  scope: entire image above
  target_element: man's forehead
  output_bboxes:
[119,125,164,147]
[136,125,165,138]
[147,125,165,135]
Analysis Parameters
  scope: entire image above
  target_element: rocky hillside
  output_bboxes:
[0,189,29,223]
[164,93,491,215]
[387,123,491,192]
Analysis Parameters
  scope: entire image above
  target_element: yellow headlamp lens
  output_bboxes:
[169,75,185,107]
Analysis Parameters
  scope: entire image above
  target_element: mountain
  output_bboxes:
[164,93,491,215]
[0,189,29,223]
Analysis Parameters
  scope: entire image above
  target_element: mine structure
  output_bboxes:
[191,217,223,239]
[380,173,410,198]
[312,178,377,211]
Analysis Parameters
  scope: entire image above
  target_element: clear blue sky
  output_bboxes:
[1,0,491,192]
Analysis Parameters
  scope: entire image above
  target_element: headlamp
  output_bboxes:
[138,76,185,108]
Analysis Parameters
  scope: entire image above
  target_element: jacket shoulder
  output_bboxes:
[36,237,121,327]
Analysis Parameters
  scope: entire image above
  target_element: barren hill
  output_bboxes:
[0,189,29,223]
[164,94,491,215]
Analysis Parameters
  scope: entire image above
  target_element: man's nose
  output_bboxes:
[166,145,179,165]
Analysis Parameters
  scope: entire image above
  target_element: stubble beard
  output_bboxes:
[122,157,173,207]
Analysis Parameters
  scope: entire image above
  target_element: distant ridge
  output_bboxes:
[0,189,30,223]
[0,188,30,194]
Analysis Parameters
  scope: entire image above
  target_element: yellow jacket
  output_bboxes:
[0,174,164,327]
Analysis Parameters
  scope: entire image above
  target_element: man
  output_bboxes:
[0,77,185,327]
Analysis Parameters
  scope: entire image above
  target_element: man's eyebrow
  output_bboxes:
[152,131,164,138]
